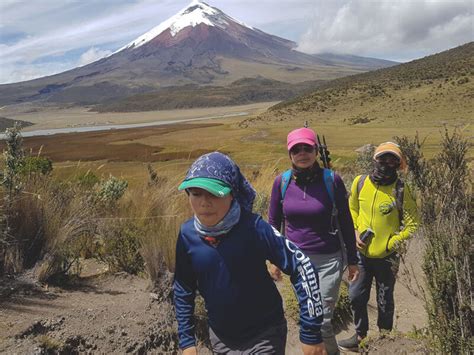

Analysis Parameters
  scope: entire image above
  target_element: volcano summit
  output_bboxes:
[0,1,395,106]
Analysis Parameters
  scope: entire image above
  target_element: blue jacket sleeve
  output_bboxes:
[255,217,324,344]
[173,232,197,350]
[268,175,283,231]
[334,174,358,265]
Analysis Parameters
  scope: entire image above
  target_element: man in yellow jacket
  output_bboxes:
[338,142,419,352]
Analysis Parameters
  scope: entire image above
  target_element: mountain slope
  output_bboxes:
[0,1,394,107]
[92,77,326,112]
[241,42,473,128]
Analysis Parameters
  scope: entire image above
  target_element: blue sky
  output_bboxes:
[0,0,472,84]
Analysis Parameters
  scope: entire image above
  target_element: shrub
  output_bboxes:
[97,176,128,205]
[395,129,472,354]
[97,221,144,275]
[19,156,52,176]
[1,124,25,274]
[333,281,352,332]
[76,171,100,188]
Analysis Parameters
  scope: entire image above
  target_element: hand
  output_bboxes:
[347,264,360,282]
[355,230,366,250]
[268,263,283,281]
[302,342,327,355]
[182,346,197,355]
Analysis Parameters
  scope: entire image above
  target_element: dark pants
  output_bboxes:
[349,252,399,337]
[209,321,287,354]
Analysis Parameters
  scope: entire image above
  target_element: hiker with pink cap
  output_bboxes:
[268,127,360,355]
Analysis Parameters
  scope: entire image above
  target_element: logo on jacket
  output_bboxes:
[379,202,394,215]
[285,239,323,318]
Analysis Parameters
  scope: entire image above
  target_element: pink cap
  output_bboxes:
[287,127,317,151]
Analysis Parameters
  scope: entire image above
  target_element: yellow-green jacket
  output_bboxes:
[349,175,419,258]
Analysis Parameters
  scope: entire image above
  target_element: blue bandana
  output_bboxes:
[182,152,256,213]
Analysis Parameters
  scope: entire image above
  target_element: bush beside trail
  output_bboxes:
[395,130,472,354]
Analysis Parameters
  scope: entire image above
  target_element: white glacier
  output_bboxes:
[116,1,252,53]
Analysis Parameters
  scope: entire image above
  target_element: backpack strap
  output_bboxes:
[323,168,348,268]
[394,179,405,228]
[357,174,368,195]
[323,168,338,223]
[323,168,335,205]
[278,169,293,234]
[280,169,292,202]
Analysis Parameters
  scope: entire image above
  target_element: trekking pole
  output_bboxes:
[316,134,331,169]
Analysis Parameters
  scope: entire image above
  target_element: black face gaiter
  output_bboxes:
[292,162,321,186]
[370,161,398,185]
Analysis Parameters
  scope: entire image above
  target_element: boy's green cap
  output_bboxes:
[178,177,231,197]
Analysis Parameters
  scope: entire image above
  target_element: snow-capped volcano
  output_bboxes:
[113,0,298,61]
[0,1,396,106]
[119,1,252,51]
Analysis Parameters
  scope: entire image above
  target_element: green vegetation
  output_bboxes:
[333,282,352,331]
[396,130,472,354]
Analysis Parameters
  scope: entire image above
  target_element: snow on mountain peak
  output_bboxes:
[119,1,252,51]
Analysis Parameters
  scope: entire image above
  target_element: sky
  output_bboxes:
[0,0,472,84]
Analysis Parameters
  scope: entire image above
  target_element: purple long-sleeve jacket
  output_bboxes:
[268,169,358,265]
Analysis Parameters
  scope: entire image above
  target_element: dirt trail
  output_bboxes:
[1,242,427,354]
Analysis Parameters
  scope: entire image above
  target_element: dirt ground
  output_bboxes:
[1,102,275,131]
[1,240,428,354]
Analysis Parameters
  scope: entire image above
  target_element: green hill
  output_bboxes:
[241,42,473,128]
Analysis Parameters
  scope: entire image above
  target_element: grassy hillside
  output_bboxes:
[241,42,473,128]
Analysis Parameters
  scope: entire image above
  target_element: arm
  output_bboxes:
[267,176,285,281]
[388,184,420,250]
[334,174,358,266]
[173,233,198,351]
[256,218,324,345]
[268,176,283,231]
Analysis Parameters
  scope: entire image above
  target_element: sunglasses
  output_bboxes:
[290,145,315,154]
[376,154,400,165]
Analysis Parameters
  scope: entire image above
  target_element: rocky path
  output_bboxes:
[1,250,427,354]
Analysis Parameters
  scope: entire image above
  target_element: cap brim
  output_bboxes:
[374,150,402,160]
[288,139,316,151]
[178,178,232,197]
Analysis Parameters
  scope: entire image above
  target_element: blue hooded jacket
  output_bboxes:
[174,211,324,349]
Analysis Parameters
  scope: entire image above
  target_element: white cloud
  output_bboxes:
[78,47,112,66]
[0,1,181,66]
[297,0,473,61]
[0,61,77,84]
